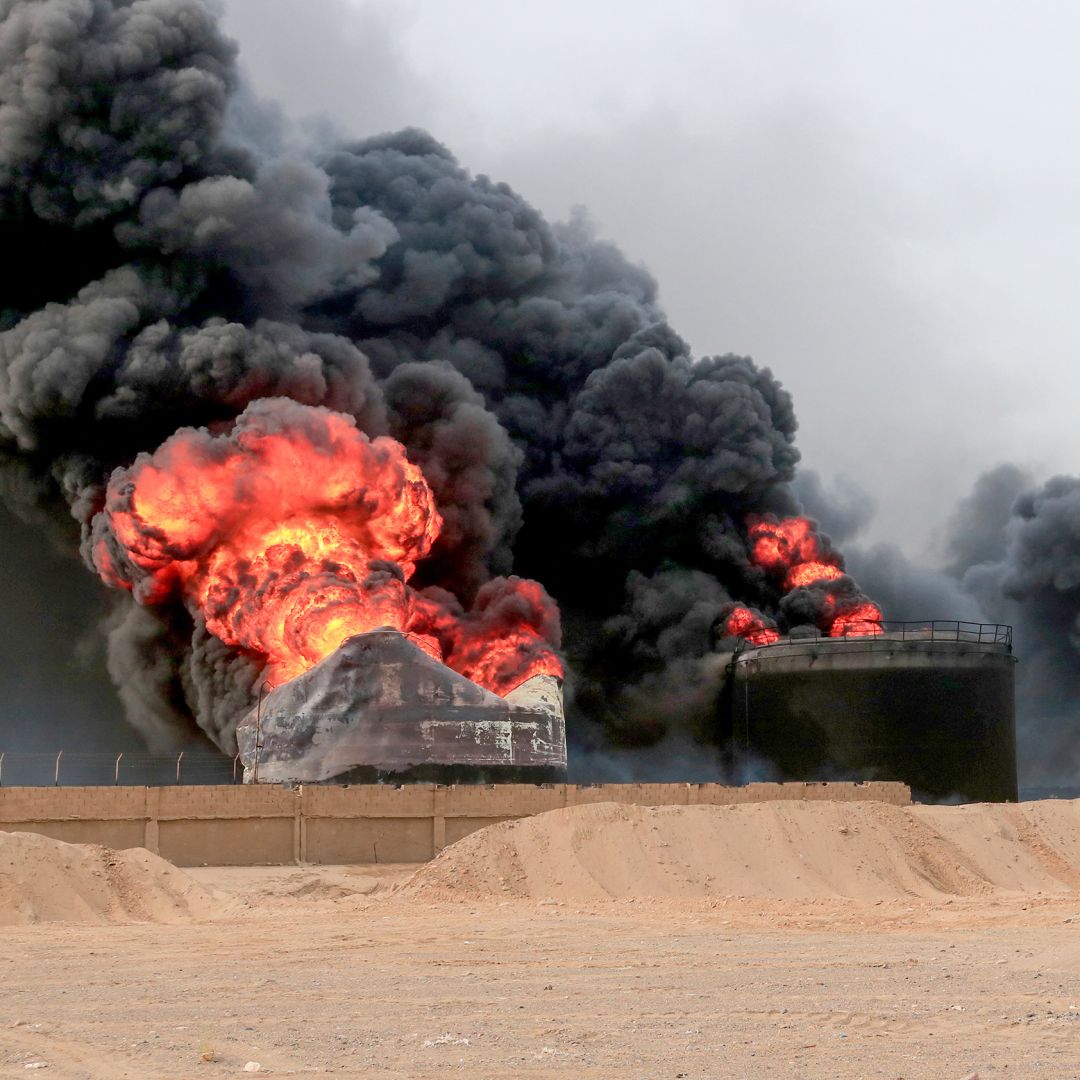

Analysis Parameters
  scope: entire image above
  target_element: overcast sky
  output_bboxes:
[221,0,1080,558]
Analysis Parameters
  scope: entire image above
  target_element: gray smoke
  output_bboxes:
[945,464,1033,583]
[798,462,1080,790]
[793,470,974,622]
[946,468,1080,788]
[0,0,881,762]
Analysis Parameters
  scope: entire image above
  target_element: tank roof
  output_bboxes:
[733,620,1013,663]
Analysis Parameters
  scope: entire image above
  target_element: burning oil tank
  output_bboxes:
[235,629,567,784]
[726,621,1017,802]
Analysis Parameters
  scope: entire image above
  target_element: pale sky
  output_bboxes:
[221,0,1080,560]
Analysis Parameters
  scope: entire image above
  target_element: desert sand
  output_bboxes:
[2,799,1080,1078]
[0,831,214,927]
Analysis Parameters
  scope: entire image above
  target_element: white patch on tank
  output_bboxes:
[415,718,515,760]
[470,719,514,753]
[506,674,564,723]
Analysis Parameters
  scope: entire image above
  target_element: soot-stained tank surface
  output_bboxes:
[236,629,566,784]
[726,622,1017,802]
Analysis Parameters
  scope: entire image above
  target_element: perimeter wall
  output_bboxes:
[0,781,910,866]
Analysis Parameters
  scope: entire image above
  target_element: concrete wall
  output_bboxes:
[0,781,911,866]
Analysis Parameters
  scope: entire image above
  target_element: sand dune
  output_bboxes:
[8,798,1080,918]
[403,798,1080,901]
[0,830,215,925]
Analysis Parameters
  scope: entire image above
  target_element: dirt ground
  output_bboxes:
[0,864,1079,1079]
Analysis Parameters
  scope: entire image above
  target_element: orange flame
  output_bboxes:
[404,579,564,696]
[828,602,884,638]
[784,561,843,590]
[95,401,562,694]
[734,515,883,641]
[723,606,780,647]
[747,516,821,572]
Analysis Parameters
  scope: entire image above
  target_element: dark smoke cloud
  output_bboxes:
[0,502,138,754]
[103,601,199,750]
[798,459,1080,789]
[943,469,1080,788]
[944,464,1033,583]
[0,0,882,762]
[0,0,241,227]
[382,360,522,597]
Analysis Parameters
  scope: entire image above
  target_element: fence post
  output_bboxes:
[176,751,184,785]
[232,752,241,784]
[54,750,62,787]
[114,753,123,786]
[254,681,269,784]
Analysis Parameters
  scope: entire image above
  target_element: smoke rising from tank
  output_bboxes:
[0,0,883,761]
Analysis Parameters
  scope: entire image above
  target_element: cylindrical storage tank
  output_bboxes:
[727,624,1017,802]
[236,630,567,785]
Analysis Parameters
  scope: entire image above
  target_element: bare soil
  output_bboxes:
[2,800,1080,1078]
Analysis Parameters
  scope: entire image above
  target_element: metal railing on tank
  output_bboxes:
[0,751,243,787]
[741,620,1013,652]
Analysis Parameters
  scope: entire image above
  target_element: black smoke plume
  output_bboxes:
[0,0,880,762]
[796,464,1080,792]
[942,467,1080,789]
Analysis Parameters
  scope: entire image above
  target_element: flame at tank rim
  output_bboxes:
[730,619,1014,658]
[236,628,567,785]
[262,626,566,698]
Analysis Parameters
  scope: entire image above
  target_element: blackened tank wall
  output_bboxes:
[728,638,1018,802]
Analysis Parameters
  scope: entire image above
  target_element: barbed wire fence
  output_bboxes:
[0,751,243,787]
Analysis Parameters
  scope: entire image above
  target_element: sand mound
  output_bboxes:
[403,799,1080,901]
[0,831,216,925]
